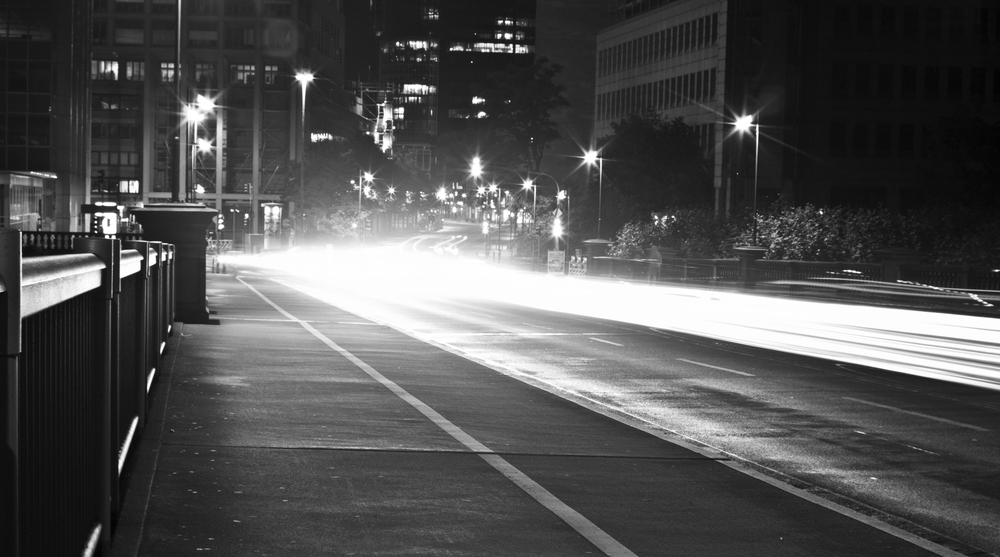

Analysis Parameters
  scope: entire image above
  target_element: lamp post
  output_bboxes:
[584,149,604,239]
[295,71,314,243]
[359,171,373,242]
[229,207,239,244]
[734,115,760,246]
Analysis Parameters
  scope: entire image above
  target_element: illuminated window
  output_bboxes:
[393,107,405,119]
[92,60,119,80]
[230,64,255,85]
[472,96,484,105]
[119,180,140,194]
[408,40,429,50]
[496,17,513,26]
[124,61,144,81]
[263,65,278,85]
[194,62,216,86]
[402,83,434,95]
[160,62,176,83]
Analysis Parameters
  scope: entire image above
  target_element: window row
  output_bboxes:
[93,20,295,49]
[448,42,534,54]
[92,150,141,166]
[93,0,291,18]
[92,60,286,87]
[597,68,717,122]
[828,121,921,159]
[598,13,719,77]
[91,123,140,139]
[832,3,1000,44]
[93,94,141,111]
[831,64,1000,104]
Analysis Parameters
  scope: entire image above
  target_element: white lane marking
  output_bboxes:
[842,397,989,432]
[239,278,637,557]
[468,312,495,320]
[590,338,624,347]
[676,358,755,377]
[853,431,939,456]
[522,322,555,330]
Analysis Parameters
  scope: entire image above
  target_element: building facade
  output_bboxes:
[89,0,357,235]
[373,0,536,177]
[1,0,92,232]
[595,0,1000,214]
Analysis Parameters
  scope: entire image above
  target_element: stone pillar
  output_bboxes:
[131,203,217,323]
[582,239,612,276]
[876,248,924,283]
[734,246,767,288]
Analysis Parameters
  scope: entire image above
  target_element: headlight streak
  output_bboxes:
[233,248,1000,392]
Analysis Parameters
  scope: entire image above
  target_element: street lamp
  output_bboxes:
[734,115,760,246]
[295,71,314,243]
[584,149,604,239]
[229,207,239,244]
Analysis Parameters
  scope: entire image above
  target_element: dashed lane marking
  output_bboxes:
[843,397,988,432]
[237,277,639,557]
[676,358,756,377]
[589,338,624,347]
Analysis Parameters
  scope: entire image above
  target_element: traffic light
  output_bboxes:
[218,213,225,230]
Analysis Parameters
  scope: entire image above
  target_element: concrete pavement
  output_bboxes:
[110,271,963,556]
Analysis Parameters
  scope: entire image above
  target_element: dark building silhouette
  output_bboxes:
[1,0,91,232]
[595,0,1000,213]
[370,0,536,175]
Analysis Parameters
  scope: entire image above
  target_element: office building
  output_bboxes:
[595,0,1000,213]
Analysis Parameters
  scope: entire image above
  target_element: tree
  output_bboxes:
[599,111,712,218]
[293,132,434,242]
[474,57,569,173]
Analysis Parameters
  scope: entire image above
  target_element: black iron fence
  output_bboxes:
[1,230,175,557]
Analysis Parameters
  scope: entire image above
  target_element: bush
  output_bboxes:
[608,203,1000,266]
[607,207,741,259]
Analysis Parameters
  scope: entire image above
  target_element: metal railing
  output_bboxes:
[21,231,144,256]
[1,230,175,557]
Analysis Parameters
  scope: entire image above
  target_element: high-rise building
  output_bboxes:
[372,0,536,176]
[1,0,91,232]
[88,0,360,234]
[595,0,1000,214]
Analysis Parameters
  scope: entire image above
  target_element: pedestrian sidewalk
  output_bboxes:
[110,272,964,556]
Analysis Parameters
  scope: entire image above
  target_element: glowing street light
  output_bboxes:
[294,71,314,242]
[734,115,760,246]
[584,149,604,239]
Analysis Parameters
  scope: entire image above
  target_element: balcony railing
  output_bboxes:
[1,231,175,557]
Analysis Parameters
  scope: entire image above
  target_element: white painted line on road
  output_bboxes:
[467,312,495,320]
[240,277,638,557]
[677,358,755,377]
[853,431,939,455]
[589,338,624,347]
[522,322,555,330]
[842,397,989,432]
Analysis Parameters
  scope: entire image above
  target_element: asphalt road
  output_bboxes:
[225,222,1000,556]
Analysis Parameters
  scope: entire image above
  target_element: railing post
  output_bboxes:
[0,230,22,557]
[124,241,151,427]
[74,237,121,553]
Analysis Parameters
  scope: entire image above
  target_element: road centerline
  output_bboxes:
[842,397,988,432]
[590,338,624,347]
[237,277,639,557]
[677,358,756,377]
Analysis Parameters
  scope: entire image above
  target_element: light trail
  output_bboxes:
[227,247,1000,392]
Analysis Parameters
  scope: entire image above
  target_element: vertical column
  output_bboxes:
[0,230,22,557]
